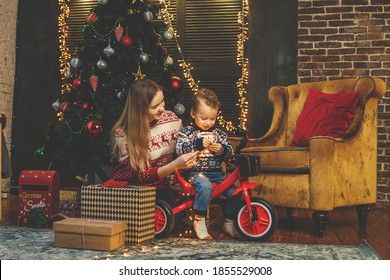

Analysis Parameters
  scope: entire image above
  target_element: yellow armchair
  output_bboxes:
[232,77,386,237]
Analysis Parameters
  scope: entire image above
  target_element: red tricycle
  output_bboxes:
[154,129,278,241]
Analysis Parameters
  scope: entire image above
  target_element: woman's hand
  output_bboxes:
[174,151,199,169]
[157,151,199,180]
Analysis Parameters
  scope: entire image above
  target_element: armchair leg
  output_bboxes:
[356,204,370,227]
[312,211,330,238]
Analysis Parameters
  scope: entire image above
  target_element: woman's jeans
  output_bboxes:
[186,171,239,219]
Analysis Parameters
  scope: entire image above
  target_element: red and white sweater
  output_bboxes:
[103,111,182,189]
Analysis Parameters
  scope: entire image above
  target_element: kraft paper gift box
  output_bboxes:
[80,185,156,245]
[53,218,127,251]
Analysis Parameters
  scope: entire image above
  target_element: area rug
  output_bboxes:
[0,226,380,260]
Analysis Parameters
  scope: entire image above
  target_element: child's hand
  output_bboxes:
[203,138,212,149]
[208,143,223,153]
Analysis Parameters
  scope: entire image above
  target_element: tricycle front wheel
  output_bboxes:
[234,198,278,241]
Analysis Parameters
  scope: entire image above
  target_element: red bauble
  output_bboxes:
[85,119,103,138]
[82,103,94,110]
[121,35,133,47]
[170,76,184,93]
[72,77,82,89]
[162,47,168,58]
[86,12,98,24]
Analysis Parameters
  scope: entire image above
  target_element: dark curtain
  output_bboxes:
[246,0,298,138]
[11,0,61,187]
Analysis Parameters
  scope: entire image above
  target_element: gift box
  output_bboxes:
[60,190,80,203]
[59,201,81,218]
[81,185,156,245]
[53,218,127,251]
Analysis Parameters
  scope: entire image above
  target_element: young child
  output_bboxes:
[175,88,239,240]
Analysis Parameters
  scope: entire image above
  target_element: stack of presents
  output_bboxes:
[17,170,156,251]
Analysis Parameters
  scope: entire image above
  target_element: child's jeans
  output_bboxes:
[186,171,239,218]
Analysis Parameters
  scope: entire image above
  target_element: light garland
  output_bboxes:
[160,0,249,131]
[58,0,71,95]
[236,0,249,129]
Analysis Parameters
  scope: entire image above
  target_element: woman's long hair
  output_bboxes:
[111,78,162,171]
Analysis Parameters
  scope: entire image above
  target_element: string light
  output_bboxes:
[58,0,71,95]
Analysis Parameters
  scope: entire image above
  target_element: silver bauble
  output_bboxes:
[97,0,108,5]
[163,30,174,40]
[66,67,72,77]
[52,100,61,111]
[139,53,150,64]
[96,59,108,70]
[165,56,173,65]
[143,11,153,22]
[103,45,115,57]
[174,103,185,115]
[117,91,125,102]
[70,57,81,68]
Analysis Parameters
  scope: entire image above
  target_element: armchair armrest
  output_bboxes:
[229,86,288,149]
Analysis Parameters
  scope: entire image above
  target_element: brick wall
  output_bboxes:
[298,0,390,208]
[0,0,18,192]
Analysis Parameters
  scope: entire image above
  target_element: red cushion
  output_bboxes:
[291,89,361,147]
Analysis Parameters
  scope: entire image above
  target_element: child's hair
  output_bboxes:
[111,78,162,171]
[191,88,220,111]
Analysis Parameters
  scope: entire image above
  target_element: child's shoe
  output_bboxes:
[223,218,240,238]
[193,217,213,240]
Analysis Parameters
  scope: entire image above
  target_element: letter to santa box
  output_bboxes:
[18,170,60,224]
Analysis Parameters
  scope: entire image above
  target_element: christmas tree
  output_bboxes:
[41,0,185,171]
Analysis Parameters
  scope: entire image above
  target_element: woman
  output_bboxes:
[102,78,198,204]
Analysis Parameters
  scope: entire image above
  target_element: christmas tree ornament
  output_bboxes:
[121,35,133,46]
[60,102,70,112]
[86,12,98,24]
[82,103,94,110]
[103,44,115,57]
[163,30,173,40]
[52,100,61,111]
[89,74,99,91]
[165,56,173,65]
[170,76,184,93]
[162,48,168,58]
[97,0,108,5]
[117,90,125,102]
[34,147,45,159]
[143,11,153,22]
[174,103,186,115]
[66,66,72,77]
[96,59,108,70]
[72,77,82,89]
[115,23,124,41]
[132,65,146,80]
[85,119,103,138]
[70,57,81,68]
[139,52,150,63]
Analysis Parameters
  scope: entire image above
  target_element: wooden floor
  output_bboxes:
[1,195,389,259]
